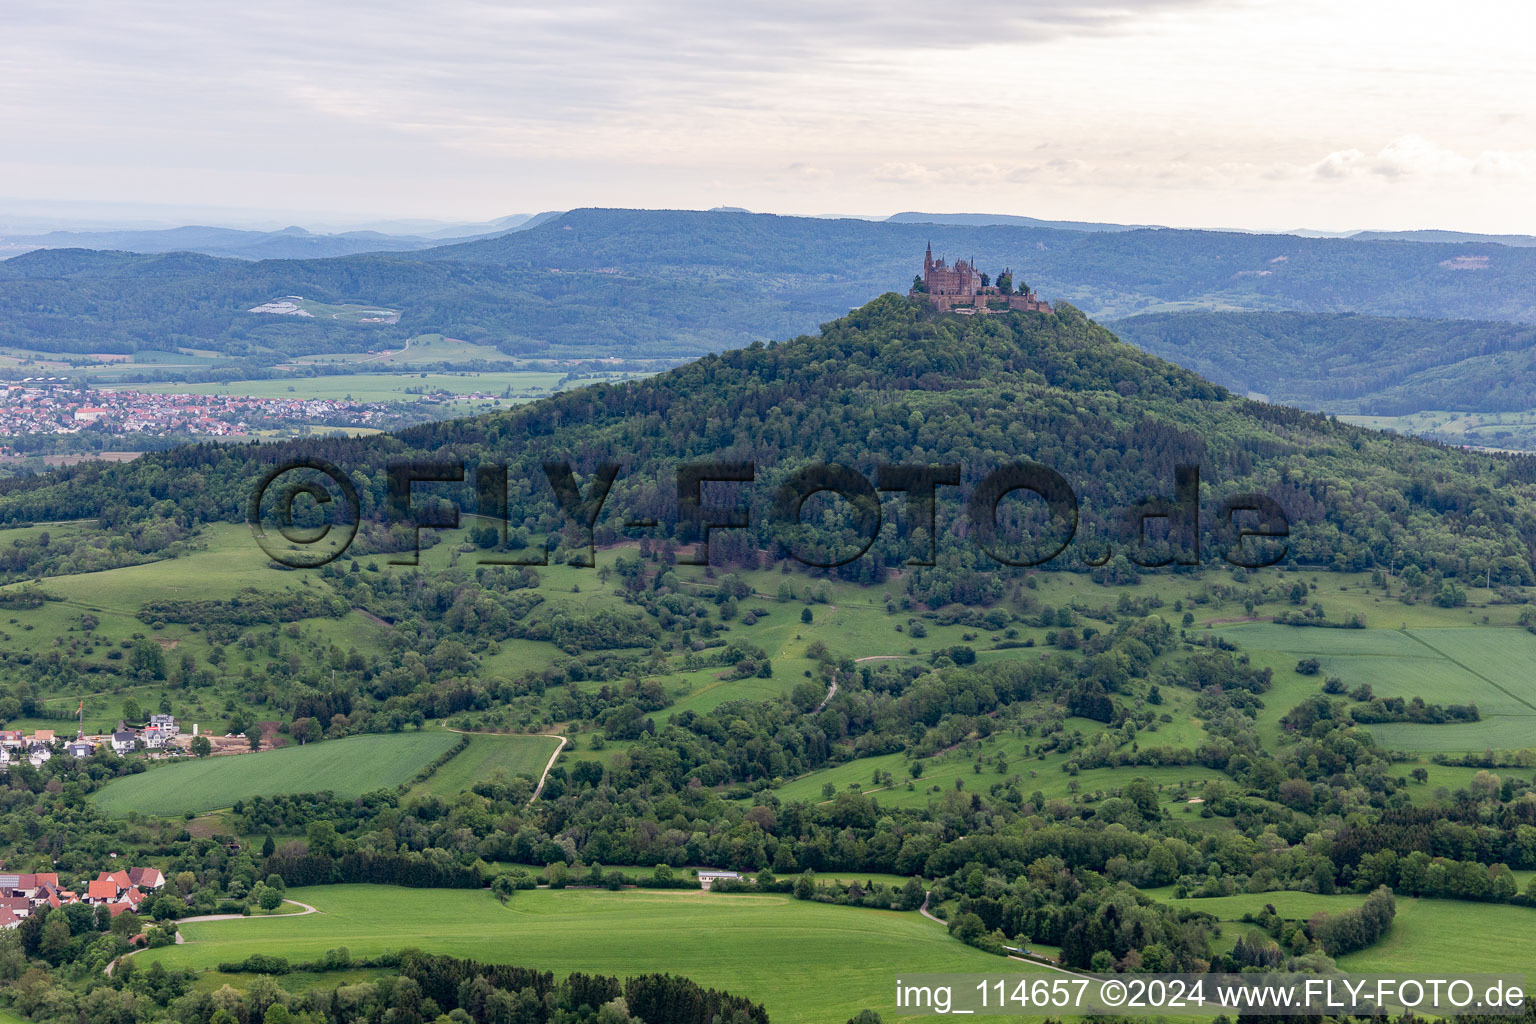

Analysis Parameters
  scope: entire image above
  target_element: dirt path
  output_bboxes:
[853,655,905,663]
[105,899,319,975]
[815,676,839,712]
[360,336,412,363]
[528,735,568,804]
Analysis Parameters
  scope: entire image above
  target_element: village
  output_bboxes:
[0,864,167,928]
[0,713,256,772]
[0,381,394,438]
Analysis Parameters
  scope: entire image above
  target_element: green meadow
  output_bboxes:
[90,732,461,817]
[138,885,1029,1024]
[1158,889,1536,980]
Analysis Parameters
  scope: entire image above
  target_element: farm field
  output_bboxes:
[137,885,1028,1024]
[411,732,561,798]
[90,732,461,817]
[286,333,522,367]
[1340,408,1536,452]
[124,371,562,404]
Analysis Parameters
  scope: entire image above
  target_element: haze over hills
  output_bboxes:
[0,213,561,262]
[883,212,1160,232]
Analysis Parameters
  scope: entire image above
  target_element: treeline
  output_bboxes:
[1350,695,1480,724]
[261,843,483,889]
[138,588,349,626]
[398,951,769,1024]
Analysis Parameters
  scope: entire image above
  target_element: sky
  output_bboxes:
[3,0,1535,233]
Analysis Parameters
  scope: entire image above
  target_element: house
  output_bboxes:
[110,722,139,755]
[148,714,179,738]
[86,878,122,904]
[37,885,79,909]
[0,872,60,898]
[0,896,30,928]
[31,730,53,744]
[66,737,95,758]
[0,730,25,751]
[126,867,165,890]
[26,742,51,767]
[697,870,741,891]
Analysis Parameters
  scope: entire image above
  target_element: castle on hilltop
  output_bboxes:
[910,244,1052,315]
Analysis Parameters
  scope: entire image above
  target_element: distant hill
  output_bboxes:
[0,213,557,261]
[5,295,1535,583]
[1106,311,1536,415]
[1350,229,1536,247]
[884,211,1158,232]
[4,207,1536,364]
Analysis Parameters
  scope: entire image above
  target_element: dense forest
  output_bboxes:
[1109,311,1536,414]
[3,209,1536,364]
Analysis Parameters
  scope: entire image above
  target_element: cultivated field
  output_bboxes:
[90,732,461,817]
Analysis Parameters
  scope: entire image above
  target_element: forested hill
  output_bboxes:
[4,295,1536,585]
[1107,311,1536,415]
[4,208,1536,361]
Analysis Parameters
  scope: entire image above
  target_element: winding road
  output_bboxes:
[105,899,319,975]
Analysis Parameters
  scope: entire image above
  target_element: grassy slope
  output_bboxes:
[90,732,461,816]
[411,733,561,798]
[138,885,1030,1024]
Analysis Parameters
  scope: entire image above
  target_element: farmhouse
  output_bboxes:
[1,872,60,899]
[82,867,163,914]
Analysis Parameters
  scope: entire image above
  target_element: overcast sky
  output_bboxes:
[3,0,1534,232]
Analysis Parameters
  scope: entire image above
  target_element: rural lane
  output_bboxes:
[104,899,320,975]
[528,735,568,804]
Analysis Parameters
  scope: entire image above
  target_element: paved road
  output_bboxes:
[104,899,319,975]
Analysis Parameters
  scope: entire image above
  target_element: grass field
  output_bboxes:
[90,732,461,817]
[1215,622,1536,752]
[411,733,561,798]
[137,885,1028,1024]
[1336,898,1536,977]
[1157,889,1536,981]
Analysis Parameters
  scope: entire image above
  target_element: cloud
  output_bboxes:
[1310,135,1533,182]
